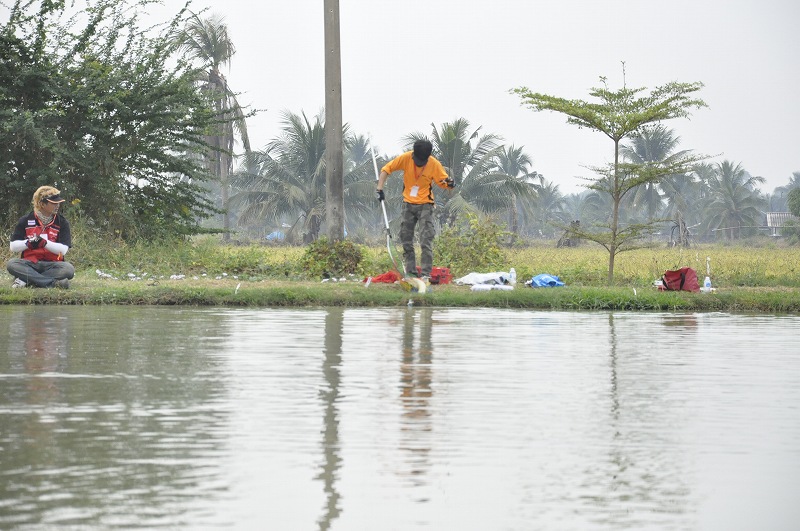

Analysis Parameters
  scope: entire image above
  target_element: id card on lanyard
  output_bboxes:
[410,163,426,198]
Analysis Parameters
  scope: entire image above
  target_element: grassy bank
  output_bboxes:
[2,238,799,312]
[2,275,799,312]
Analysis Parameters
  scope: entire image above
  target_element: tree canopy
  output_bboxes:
[0,0,230,239]
[176,11,253,240]
[787,188,800,218]
[511,71,707,283]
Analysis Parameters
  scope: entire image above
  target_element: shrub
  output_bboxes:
[300,237,364,278]
[434,212,509,276]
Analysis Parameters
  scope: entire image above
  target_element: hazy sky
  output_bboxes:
[14,0,800,195]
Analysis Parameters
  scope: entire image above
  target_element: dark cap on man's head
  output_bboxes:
[43,194,65,204]
[412,139,433,166]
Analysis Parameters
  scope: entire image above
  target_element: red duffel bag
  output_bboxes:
[660,267,700,292]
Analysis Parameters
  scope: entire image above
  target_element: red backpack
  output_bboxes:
[660,267,700,292]
[415,266,453,284]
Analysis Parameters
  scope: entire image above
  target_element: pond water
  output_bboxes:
[0,305,798,530]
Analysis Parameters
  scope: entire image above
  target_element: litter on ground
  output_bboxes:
[526,274,565,288]
[454,271,513,286]
[471,284,514,292]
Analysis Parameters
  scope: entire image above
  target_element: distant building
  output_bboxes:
[765,212,799,236]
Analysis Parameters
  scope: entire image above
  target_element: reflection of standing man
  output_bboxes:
[7,186,74,289]
[401,307,433,413]
[376,140,454,282]
[399,308,434,483]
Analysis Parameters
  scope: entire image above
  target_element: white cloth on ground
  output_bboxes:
[454,272,511,286]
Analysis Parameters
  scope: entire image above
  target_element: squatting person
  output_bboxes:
[7,185,74,289]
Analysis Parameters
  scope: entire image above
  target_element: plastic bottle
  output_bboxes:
[703,276,712,293]
[509,268,517,285]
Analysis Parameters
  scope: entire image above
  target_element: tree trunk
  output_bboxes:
[608,245,616,285]
[510,195,519,244]
[306,213,323,243]
[608,138,621,285]
[221,160,230,241]
[324,0,344,242]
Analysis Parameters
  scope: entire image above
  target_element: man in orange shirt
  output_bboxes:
[376,139,454,282]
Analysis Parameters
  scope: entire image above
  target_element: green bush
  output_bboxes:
[300,237,364,279]
[434,212,509,276]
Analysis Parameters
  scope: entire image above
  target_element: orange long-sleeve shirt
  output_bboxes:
[381,151,450,205]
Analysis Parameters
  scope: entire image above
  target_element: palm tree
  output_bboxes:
[491,144,541,237]
[659,172,702,243]
[341,134,397,239]
[789,172,800,190]
[527,177,565,236]
[771,171,800,211]
[230,111,378,243]
[660,172,699,221]
[230,111,326,243]
[703,160,767,239]
[176,13,251,240]
[620,125,686,220]
[560,188,605,221]
[554,190,604,242]
[682,162,718,240]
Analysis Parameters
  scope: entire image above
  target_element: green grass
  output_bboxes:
[2,272,799,313]
[2,237,800,312]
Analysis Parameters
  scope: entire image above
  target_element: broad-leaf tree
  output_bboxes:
[1,0,227,239]
[511,72,707,283]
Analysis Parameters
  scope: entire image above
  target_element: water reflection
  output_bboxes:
[580,314,693,529]
[399,307,433,491]
[1,307,798,530]
[317,308,343,530]
[0,306,232,528]
[2,308,72,510]
[659,313,699,329]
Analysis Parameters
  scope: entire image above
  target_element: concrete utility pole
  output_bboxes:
[324,0,344,241]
